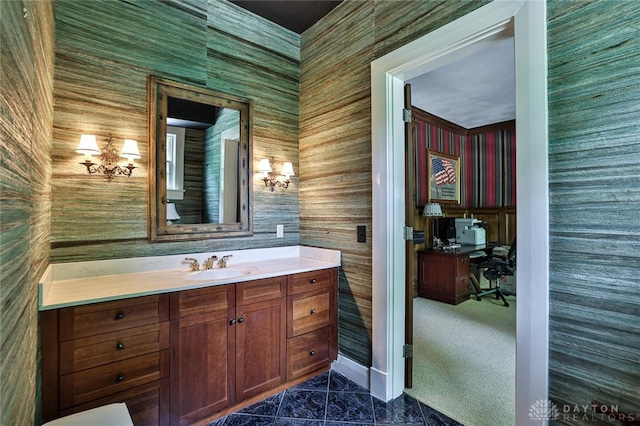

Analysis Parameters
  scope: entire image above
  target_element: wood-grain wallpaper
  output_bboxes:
[299,0,489,366]
[0,1,55,424]
[547,0,640,423]
[51,0,301,262]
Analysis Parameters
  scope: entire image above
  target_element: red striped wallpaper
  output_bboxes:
[416,121,516,208]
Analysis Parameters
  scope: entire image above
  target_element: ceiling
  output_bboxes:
[407,36,515,129]
[229,1,342,34]
[230,1,515,129]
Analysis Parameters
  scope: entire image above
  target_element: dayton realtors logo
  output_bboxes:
[529,400,638,423]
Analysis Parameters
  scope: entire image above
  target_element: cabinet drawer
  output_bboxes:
[60,379,169,426]
[60,322,169,375]
[170,284,234,319]
[455,255,469,275]
[288,269,334,295]
[59,350,169,409]
[287,326,333,380]
[59,295,169,341]
[236,276,286,306]
[287,287,334,337]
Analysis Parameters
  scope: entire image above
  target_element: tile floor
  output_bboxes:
[207,370,462,426]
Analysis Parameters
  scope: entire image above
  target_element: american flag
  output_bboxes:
[432,158,456,185]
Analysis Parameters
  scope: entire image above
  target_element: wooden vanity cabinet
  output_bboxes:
[40,294,170,426]
[41,268,337,426]
[286,269,337,380]
[234,276,287,402]
[169,284,235,426]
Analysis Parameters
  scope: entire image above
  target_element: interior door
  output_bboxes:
[404,84,416,388]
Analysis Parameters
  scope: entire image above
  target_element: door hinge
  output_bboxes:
[403,226,414,240]
[403,108,412,122]
[403,344,413,358]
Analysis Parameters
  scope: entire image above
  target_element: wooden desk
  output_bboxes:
[418,246,484,305]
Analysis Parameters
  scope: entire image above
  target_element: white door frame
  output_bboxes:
[370,1,549,424]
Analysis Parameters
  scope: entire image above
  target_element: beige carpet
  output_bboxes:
[405,295,516,426]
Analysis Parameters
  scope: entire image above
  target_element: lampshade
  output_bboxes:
[120,139,141,162]
[280,162,295,179]
[258,158,272,174]
[76,134,100,156]
[423,203,443,217]
[167,202,181,220]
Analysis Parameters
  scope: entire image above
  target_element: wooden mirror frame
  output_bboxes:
[148,76,253,242]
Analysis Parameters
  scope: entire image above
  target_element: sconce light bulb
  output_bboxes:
[76,134,100,159]
[258,158,273,174]
[120,139,141,164]
[280,162,295,179]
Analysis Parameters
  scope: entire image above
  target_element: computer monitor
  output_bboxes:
[435,218,456,243]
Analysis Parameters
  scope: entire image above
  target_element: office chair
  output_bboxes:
[472,238,516,307]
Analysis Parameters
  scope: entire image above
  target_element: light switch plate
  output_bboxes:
[276,224,284,238]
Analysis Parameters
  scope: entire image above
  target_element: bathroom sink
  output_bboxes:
[185,267,255,281]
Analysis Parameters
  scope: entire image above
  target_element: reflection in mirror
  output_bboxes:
[148,76,253,242]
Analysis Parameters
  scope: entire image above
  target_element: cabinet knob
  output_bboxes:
[310,278,317,284]
[116,342,125,350]
[309,350,316,356]
[461,277,466,282]
[115,311,125,320]
[116,373,125,382]
[310,309,317,315]
[229,319,236,325]
[238,317,244,323]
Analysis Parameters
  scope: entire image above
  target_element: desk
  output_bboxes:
[418,246,485,305]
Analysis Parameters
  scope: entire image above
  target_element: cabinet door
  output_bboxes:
[235,297,286,402]
[170,286,235,426]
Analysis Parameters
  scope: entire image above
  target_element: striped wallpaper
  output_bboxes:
[416,121,516,208]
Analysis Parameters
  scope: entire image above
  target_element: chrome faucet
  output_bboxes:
[203,256,218,270]
[184,257,200,271]
[218,254,233,268]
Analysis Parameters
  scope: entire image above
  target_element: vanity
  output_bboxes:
[39,246,340,426]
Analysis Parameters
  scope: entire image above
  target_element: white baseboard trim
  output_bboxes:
[331,354,370,391]
[369,366,389,401]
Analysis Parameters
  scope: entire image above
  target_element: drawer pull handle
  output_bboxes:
[116,342,125,350]
[310,278,317,284]
[310,350,316,356]
[116,373,125,382]
[115,312,125,320]
[238,317,244,323]
[310,309,317,315]
[230,319,236,325]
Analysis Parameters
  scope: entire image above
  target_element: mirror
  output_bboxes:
[148,76,253,242]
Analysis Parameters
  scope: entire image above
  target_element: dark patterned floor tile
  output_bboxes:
[205,416,227,426]
[418,401,463,426]
[373,393,425,425]
[326,391,375,423]
[329,371,370,393]
[273,418,324,426]
[221,413,275,426]
[292,370,330,391]
[325,422,375,426]
[278,389,327,420]
[237,391,284,416]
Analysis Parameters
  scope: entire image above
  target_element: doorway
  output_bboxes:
[369,1,549,424]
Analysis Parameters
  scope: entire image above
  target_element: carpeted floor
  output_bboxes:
[405,294,516,426]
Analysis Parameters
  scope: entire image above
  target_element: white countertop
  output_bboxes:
[39,246,340,311]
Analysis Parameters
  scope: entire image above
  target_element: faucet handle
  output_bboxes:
[218,254,233,268]
[184,257,200,271]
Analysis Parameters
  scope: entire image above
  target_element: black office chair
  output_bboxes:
[473,238,516,307]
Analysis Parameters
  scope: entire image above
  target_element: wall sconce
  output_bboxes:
[76,133,141,182]
[258,158,295,192]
